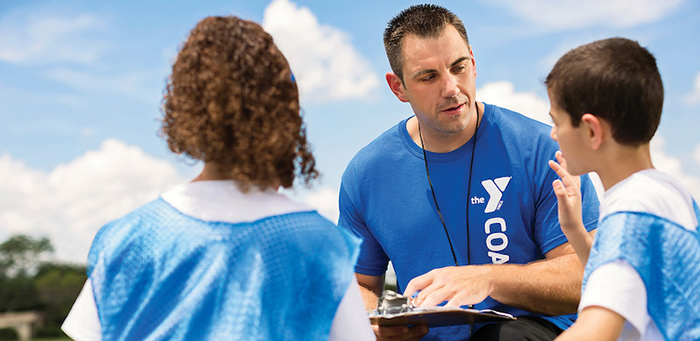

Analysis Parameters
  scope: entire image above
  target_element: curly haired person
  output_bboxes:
[61,16,373,341]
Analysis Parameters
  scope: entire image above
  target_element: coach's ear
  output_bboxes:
[386,72,409,103]
[581,113,606,150]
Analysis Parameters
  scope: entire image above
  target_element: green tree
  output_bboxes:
[0,234,55,312]
[0,235,54,278]
[34,263,87,337]
[0,235,87,336]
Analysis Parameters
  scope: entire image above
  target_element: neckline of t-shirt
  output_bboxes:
[399,103,490,163]
[601,169,698,230]
[160,180,314,224]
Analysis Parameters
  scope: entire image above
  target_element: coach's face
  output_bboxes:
[387,24,477,140]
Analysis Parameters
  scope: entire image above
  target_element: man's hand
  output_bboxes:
[403,265,493,308]
[373,325,429,341]
[356,274,429,340]
[548,151,592,265]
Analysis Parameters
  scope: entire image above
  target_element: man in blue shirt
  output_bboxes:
[338,4,600,341]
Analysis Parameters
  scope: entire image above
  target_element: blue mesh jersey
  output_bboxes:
[339,103,600,340]
[88,198,360,341]
[583,204,700,341]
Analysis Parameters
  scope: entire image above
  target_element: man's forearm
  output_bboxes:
[358,283,380,311]
[489,253,583,316]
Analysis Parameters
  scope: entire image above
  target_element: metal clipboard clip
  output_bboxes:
[376,290,415,315]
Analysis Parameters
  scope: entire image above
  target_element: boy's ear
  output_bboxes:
[581,113,605,150]
[386,72,409,103]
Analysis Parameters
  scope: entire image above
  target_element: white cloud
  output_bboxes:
[487,0,684,30]
[262,0,380,103]
[476,81,610,200]
[300,187,340,223]
[295,185,400,281]
[695,144,700,165]
[587,172,605,202]
[651,137,700,200]
[684,72,700,106]
[0,10,109,65]
[0,139,185,264]
[477,81,552,125]
[542,38,601,74]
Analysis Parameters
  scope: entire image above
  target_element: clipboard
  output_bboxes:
[369,290,515,327]
[369,305,516,327]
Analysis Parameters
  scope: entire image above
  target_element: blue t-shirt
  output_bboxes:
[339,103,599,340]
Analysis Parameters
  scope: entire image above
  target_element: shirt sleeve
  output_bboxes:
[328,277,375,341]
[580,173,602,230]
[535,171,600,255]
[579,260,650,339]
[338,177,389,276]
[62,279,102,341]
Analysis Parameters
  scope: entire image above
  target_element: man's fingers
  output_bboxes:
[404,272,434,303]
[404,326,430,341]
[376,325,428,341]
[417,284,454,307]
[446,291,477,308]
[376,325,408,337]
[412,283,437,306]
[445,294,468,308]
[401,325,429,341]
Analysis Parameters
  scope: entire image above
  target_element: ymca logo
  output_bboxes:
[480,177,511,213]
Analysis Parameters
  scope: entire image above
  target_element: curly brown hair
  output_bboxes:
[162,16,318,190]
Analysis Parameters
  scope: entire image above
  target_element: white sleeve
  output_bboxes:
[328,277,375,341]
[62,279,102,341]
[579,260,650,340]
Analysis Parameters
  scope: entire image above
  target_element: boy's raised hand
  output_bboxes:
[549,151,592,265]
[549,151,581,227]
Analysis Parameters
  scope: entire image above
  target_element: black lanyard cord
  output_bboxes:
[419,121,459,266]
[418,101,480,337]
[417,101,480,267]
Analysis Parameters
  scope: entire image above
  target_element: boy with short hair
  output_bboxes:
[545,37,700,341]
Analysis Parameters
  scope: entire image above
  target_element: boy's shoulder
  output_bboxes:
[601,169,697,230]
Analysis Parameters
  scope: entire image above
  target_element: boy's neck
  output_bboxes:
[597,143,654,192]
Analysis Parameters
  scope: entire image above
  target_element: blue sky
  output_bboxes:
[1,0,699,263]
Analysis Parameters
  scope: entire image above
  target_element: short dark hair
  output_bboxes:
[383,4,469,82]
[545,37,663,146]
[161,16,318,190]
